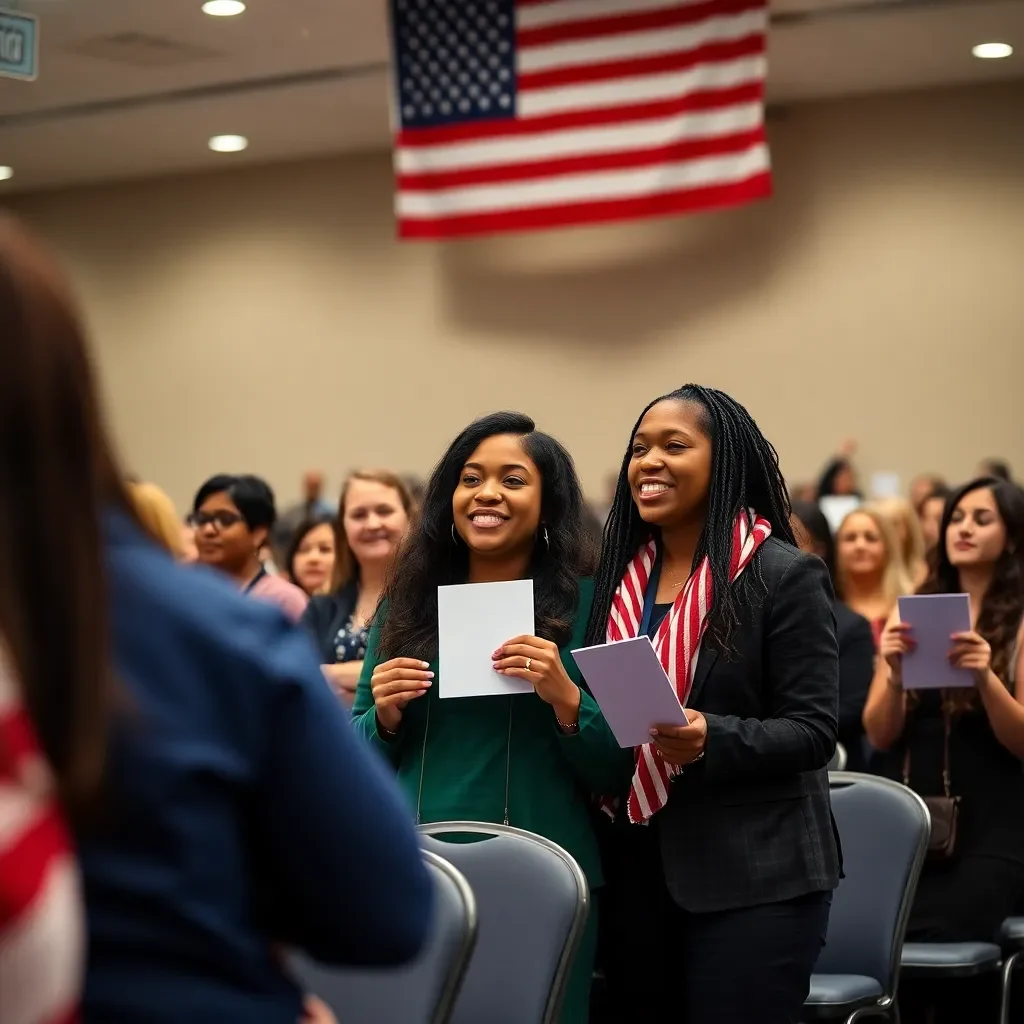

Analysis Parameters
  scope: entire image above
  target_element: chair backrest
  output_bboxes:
[288,850,477,1024]
[827,741,848,772]
[419,822,589,1024]
[818,772,930,994]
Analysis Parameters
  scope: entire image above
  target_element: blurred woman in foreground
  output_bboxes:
[0,214,432,1023]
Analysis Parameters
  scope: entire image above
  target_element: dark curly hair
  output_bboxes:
[377,412,593,662]
[586,385,795,657]
[917,477,1024,710]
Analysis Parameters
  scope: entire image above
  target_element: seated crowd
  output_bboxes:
[2,214,1023,1024]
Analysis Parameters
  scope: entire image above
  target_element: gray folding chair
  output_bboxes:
[419,821,589,1024]
[998,917,1024,1022]
[827,742,849,772]
[289,849,477,1024]
[804,772,930,1023]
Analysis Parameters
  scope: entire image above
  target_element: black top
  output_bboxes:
[835,602,875,772]
[299,582,359,664]
[648,603,673,638]
[873,681,1024,864]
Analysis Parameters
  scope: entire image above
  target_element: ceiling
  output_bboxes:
[0,0,1021,195]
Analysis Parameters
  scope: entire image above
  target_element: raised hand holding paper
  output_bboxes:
[571,636,689,748]
[896,593,973,690]
[438,579,535,698]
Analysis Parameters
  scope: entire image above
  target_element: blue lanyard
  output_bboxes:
[638,545,664,638]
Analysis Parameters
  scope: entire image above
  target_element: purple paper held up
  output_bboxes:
[896,593,973,691]
[571,636,689,748]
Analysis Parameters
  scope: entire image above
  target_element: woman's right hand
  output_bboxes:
[371,658,433,733]
[879,621,915,683]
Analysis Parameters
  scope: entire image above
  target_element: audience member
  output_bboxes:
[284,514,336,597]
[270,470,336,566]
[979,458,1013,483]
[919,484,951,558]
[864,477,1024,1023]
[301,470,414,706]
[191,474,309,622]
[910,473,946,515]
[875,495,929,587]
[592,386,839,1024]
[352,412,626,1024]
[835,504,912,645]
[127,481,188,559]
[0,214,433,1024]
[792,500,875,771]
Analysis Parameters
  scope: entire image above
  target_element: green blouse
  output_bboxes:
[350,578,631,887]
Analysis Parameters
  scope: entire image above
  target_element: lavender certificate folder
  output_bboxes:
[896,593,973,690]
[571,636,689,748]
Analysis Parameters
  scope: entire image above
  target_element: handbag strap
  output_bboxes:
[903,698,952,798]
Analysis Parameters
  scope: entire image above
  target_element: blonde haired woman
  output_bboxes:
[300,470,415,706]
[835,503,913,647]
[875,495,928,588]
[128,481,190,560]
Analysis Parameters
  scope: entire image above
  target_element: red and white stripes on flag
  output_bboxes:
[391,0,772,239]
[605,512,771,824]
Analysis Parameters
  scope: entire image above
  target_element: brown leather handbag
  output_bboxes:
[904,705,960,860]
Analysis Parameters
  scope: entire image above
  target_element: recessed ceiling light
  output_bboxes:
[208,134,249,153]
[202,0,246,15]
[972,42,1014,59]
[0,166,12,181]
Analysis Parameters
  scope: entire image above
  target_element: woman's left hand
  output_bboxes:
[493,635,581,724]
[651,712,708,767]
[950,631,992,683]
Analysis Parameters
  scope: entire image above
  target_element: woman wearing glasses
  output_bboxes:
[191,475,309,621]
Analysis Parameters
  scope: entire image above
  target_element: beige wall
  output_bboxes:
[8,81,1024,511]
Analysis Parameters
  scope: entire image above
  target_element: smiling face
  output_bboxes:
[946,486,1007,570]
[627,400,713,529]
[291,522,336,595]
[452,434,542,562]
[836,511,886,579]
[342,479,410,570]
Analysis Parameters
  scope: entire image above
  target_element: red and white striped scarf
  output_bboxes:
[0,652,83,1024]
[607,512,771,824]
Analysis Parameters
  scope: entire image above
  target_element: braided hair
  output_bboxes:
[585,385,795,656]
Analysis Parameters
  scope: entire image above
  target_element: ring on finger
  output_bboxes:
[525,657,532,672]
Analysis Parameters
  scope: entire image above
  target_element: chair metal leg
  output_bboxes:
[1000,950,1021,1024]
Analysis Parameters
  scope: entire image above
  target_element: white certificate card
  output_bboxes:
[437,579,535,699]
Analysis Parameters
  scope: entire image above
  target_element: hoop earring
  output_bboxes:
[451,523,460,545]
[539,525,549,550]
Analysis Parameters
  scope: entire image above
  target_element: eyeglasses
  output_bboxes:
[189,511,244,530]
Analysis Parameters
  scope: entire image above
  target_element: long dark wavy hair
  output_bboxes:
[377,412,593,661]
[917,477,1024,710]
[586,385,795,656]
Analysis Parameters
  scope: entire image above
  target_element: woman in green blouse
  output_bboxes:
[352,411,629,1024]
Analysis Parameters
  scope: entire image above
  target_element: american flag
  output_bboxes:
[389,0,772,240]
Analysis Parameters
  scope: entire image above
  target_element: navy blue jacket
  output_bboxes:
[78,513,432,1023]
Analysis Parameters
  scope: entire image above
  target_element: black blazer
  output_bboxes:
[657,537,842,913]
[835,602,875,773]
[300,582,359,664]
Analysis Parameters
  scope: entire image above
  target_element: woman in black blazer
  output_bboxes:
[591,385,841,1024]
